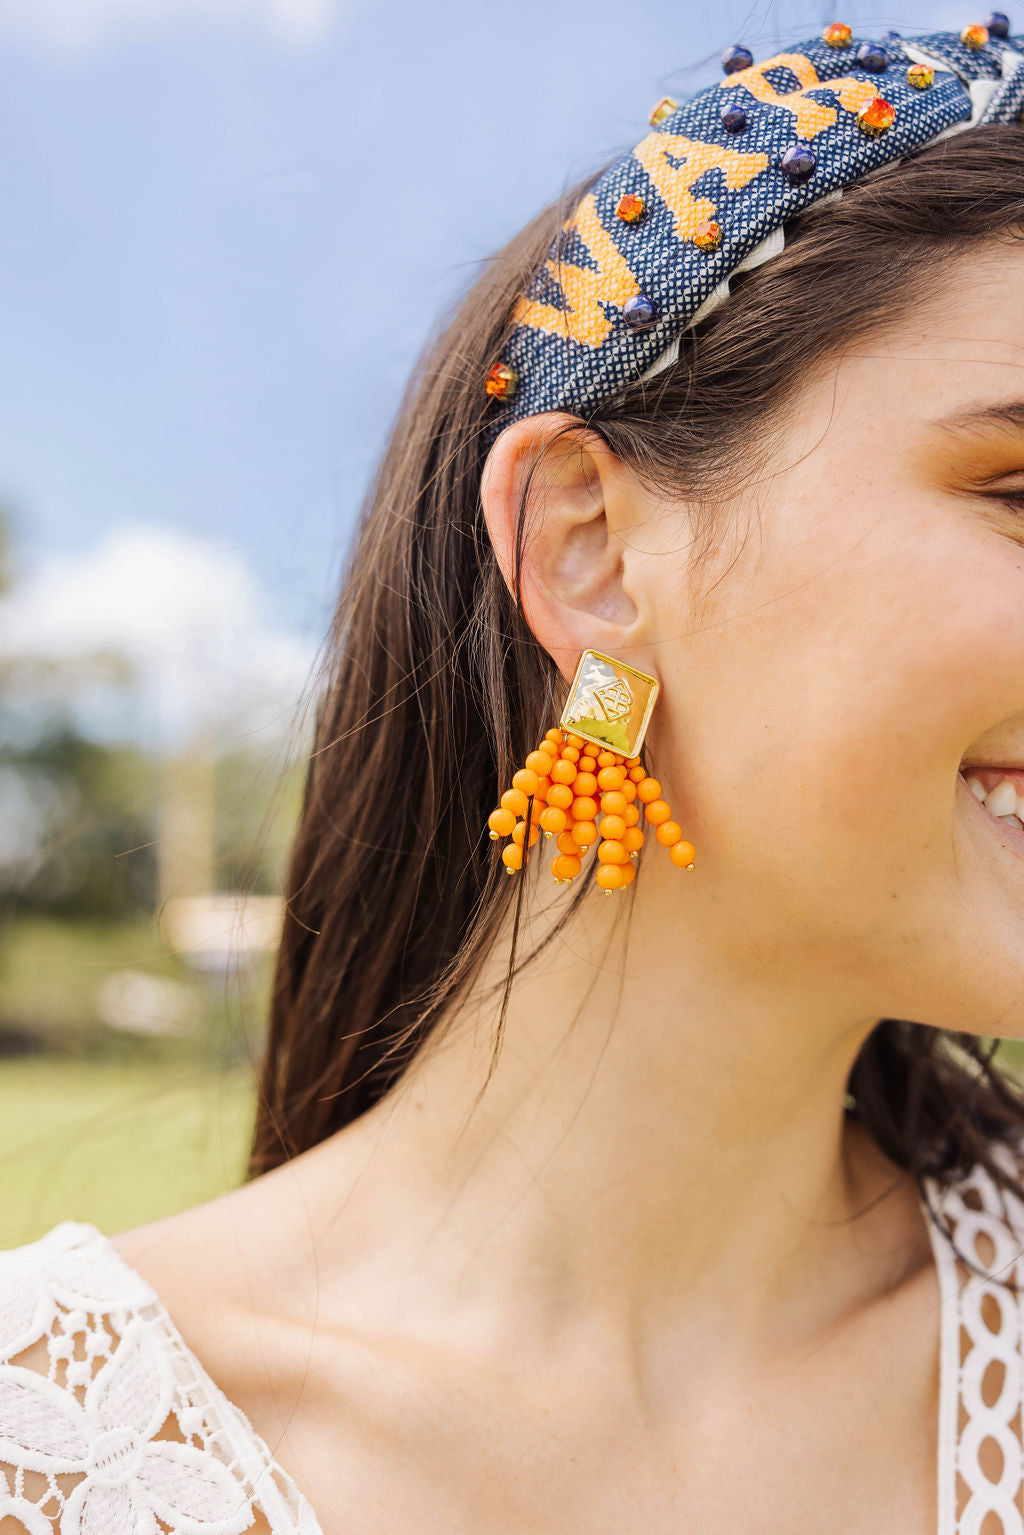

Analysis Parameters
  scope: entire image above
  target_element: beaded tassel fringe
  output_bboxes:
[487,728,695,892]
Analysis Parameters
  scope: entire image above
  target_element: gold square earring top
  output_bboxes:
[559,649,659,760]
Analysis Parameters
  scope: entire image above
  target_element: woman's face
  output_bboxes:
[646,243,1024,1040]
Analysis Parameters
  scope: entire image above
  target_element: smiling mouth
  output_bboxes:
[958,766,1024,854]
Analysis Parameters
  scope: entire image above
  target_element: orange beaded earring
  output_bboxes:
[487,649,695,893]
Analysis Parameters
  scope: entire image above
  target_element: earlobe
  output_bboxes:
[479,412,643,680]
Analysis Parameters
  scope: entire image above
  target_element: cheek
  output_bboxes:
[662,507,1024,924]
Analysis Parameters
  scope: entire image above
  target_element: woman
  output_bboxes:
[3,19,1024,1534]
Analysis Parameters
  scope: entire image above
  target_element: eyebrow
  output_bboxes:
[933,400,1024,435]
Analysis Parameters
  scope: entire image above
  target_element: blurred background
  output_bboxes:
[2,0,1019,1250]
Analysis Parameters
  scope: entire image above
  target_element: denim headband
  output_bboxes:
[481,19,1024,444]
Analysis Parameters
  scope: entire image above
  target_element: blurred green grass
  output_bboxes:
[0,1057,257,1251]
[994,1037,1024,1082]
[0,912,268,1252]
[0,913,272,1056]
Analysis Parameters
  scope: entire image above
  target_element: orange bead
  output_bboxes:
[670,840,696,868]
[540,806,568,836]
[512,768,540,797]
[526,751,553,776]
[621,779,637,802]
[822,21,852,47]
[534,776,551,803]
[644,799,671,826]
[855,96,896,138]
[525,796,545,826]
[560,746,580,763]
[615,192,646,224]
[571,796,598,822]
[623,827,645,853]
[597,839,627,865]
[636,777,662,803]
[597,863,626,891]
[594,751,614,767]
[501,788,528,817]
[628,765,646,782]
[552,852,582,882]
[550,759,577,786]
[556,830,578,856]
[512,819,540,847]
[597,765,626,791]
[693,218,722,253]
[623,804,640,826]
[485,362,518,399]
[565,734,586,750]
[502,844,522,872]
[600,790,627,817]
[656,820,683,847]
[648,96,679,128]
[573,772,598,798]
[619,861,636,886]
[599,814,627,842]
[625,755,641,767]
[488,808,516,839]
[578,751,595,767]
[544,728,565,747]
[547,782,573,809]
[572,820,598,848]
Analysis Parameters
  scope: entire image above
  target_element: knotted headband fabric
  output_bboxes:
[482,25,1024,443]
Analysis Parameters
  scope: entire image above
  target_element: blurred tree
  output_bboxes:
[0,504,158,919]
[0,724,158,920]
[0,504,302,917]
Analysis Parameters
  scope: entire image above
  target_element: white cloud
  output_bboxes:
[0,0,351,52]
[0,523,320,747]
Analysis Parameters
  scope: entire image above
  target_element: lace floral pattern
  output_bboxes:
[0,1222,323,1535]
[923,1139,1024,1535]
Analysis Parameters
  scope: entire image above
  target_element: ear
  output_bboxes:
[479,411,656,682]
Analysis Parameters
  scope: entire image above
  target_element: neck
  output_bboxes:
[288,852,934,1364]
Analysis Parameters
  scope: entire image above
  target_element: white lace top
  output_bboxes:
[1,1145,1024,1534]
[0,1220,323,1534]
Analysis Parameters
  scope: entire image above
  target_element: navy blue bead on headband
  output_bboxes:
[481,19,1024,440]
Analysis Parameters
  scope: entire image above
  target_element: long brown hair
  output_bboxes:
[248,122,1024,1270]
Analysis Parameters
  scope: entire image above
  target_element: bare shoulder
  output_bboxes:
[115,1164,250,1282]
[106,1134,421,1518]
[108,1145,330,1404]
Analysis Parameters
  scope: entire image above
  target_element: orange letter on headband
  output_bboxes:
[512,191,642,350]
[718,50,881,139]
[510,57,878,351]
[632,133,768,244]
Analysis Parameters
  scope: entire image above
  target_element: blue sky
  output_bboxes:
[0,0,977,668]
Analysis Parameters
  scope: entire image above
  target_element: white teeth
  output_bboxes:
[984,780,1021,818]
[964,773,1024,823]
